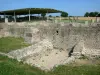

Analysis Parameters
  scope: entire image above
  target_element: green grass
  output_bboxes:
[0,37,30,53]
[0,55,100,75]
[48,65,100,75]
[0,55,46,75]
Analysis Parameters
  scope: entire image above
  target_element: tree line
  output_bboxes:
[84,12,100,17]
[60,12,100,17]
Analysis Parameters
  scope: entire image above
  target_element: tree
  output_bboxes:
[56,16,59,17]
[49,15,52,17]
[94,12,99,17]
[41,13,46,17]
[89,12,96,17]
[0,16,1,20]
[89,12,99,17]
[84,12,89,17]
[84,12,100,17]
[97,13,100,17]
[61,12,68,17]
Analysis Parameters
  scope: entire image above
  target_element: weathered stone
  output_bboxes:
[0,22,100,70]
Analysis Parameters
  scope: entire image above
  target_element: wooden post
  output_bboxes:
[38,14,40,20]
[47,10,48,22]
[4,13,6,23]
[29,9,30,21]
[14,12,16,22]
[60,15,61,21]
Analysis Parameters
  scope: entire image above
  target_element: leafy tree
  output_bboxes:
[56,16,59,17]
[94,12,99,17]
[84,12,89,17]
[41,13,46,17]
[49,15,52,17]
[97,13,100,17]
[61,12,68,17]
[89,12,95,17]
[84,12,99,17]
[0,16,1,20]
[89,12,99,17]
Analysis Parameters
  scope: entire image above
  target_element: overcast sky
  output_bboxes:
[0,0,100,16]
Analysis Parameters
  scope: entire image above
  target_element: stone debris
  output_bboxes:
[8,39,53,61]
[7,39,69,70]
[24,49,68,70]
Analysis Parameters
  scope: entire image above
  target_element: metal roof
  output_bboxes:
[0,8,62,15]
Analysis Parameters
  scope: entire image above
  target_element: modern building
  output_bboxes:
[0,8,62,22]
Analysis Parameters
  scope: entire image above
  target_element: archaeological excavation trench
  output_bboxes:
[0,22,100,70]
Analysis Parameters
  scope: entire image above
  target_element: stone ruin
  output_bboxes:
[0,22,100,70]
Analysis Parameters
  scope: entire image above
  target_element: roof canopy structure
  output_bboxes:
[0,8,63,22]
[0,8,62,15]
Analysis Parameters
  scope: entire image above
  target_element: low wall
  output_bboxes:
[0,22,100,58]
[56,17,100,21]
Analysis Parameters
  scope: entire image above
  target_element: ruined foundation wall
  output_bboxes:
[0,22,100,58]
[39,23,100,57]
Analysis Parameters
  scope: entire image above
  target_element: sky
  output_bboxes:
[0,0,100,16]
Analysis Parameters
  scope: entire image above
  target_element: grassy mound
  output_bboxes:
[0,37,30,53]
[0,55,100,75]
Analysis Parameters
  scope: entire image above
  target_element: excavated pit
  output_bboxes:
[0,22,100,70]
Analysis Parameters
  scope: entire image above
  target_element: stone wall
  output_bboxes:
[0,22,100,58]
[38,23,100,58]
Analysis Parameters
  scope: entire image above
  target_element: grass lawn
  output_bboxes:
[0,55,100,75]
[0,37,30,53]
[0,55,45,75]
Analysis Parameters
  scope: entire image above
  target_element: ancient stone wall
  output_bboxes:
[38,23,100,58]
[0,22,100,58]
